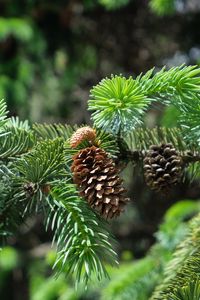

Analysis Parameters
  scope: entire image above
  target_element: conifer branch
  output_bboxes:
[0,98,8,135]
[122,149,200,164]
[88,65,200,135]
[150,212,200,299]
[101,200,200,300]
[120,127,200,165]
[15,138,65,184]
[48,181,118,285]
[0,126,35,159]
[9,135,119,284]
[170,278,200,300]
[33,123,75,140]
[1,64,200,289]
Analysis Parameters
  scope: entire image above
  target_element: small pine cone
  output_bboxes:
[71,146,129,219]
[24,182,38,197]
[143,143,183,192]
[70,126,96,148]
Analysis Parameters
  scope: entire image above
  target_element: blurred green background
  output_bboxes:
[1,0,200,299]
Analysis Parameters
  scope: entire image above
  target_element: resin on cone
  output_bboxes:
[144,143,183,192]
[71,146,129,218]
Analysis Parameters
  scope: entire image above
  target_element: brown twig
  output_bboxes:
[124,150,200,164]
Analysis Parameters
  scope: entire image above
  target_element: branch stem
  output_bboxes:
[124,150,200,164]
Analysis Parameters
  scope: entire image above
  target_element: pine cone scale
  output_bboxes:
[97,175,107,181]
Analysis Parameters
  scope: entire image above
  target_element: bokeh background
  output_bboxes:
[1,1,200,299]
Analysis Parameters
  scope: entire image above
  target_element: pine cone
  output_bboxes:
[143,143,183,192]
[70,126,96,148]
[24,182,38,197]
[71,146,129,218]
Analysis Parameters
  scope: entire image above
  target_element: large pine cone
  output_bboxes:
[143,143,183,192]
[71,146,129,218]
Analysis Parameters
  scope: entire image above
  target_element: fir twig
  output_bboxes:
[48,181,118,285]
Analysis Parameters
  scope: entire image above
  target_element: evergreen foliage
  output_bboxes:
[89,75,149,134]
[101,256,159,300]
[125,127,190,151]
[0,98,8,135]
[151,212,200,299]
[100,200,200,300]
[170,278,200,300]
[89,65,200,138]
[49,182,117,285]
[0,64,200,291]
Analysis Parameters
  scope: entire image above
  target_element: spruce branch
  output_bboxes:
[0,126,35,159]
[138,65,200,145]
[47,181,118,285]
[7,116,30,130]
[0,117,34,162]
[88,65,200,135]
[94,128,119,158]
[122,149,200,165]
[15,138,65,184]
[101,257,159,300]
[10,134,119,284]
[0,98,8,136]
[187,161,200,182]
[33,123,75,140]
[150,212,200,299]
[170,278,200,300]
[139,65,200,96]
[88,75,149,134]
[121,127,200,163]
[0,165,26,243]
[0,63,200,289]
[101,200,200,300]
[11,138,66,214]
[176,92,200,145]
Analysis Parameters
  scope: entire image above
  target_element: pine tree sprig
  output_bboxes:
[88,66,200,135]
[48,181,118,285]
[0,166,28,243]
[101,200,200,300]
[101,257,159,300]
[0,126,35,159]
[176,92,200,145]
[95,129,119,158]
[125,127,199,153]
[7,116,30,131]
[150,212,200,299]
[33,123,75,140]
[88,75,149,134]
[138,65,200,97]
[15,138,65,184]
[0,99,8,136]
[187,161,200,182]
[1,63,200,290]
[170,277,200,300]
